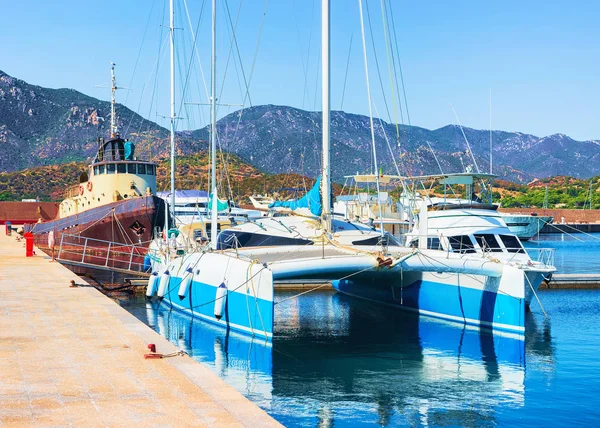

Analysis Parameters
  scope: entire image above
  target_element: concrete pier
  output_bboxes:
[0,232,281,427]
[543,273,600,289]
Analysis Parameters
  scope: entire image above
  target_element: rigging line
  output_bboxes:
[124,0,158,109]
[183,0,210,103]
[387,0,411,126]
[340,34,353,111]
[216,0,245,177]
[294,0,316,109]
[148,0,169,138]
[142,36,169,141]
[450,104,480,173]
[373,103,402,177]
[383,0,404,126]
[220,4,245,111]
[220,0,252,107]
[426,140,444,175]
[364,0,392,124]
[359,0,385,239]
[241,0,269,108]
[177,0,206,121]
[219,0,270,174]
[126,39,167,137]
[379,0,401,147]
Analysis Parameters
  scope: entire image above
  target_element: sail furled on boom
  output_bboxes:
[269,176,323,217]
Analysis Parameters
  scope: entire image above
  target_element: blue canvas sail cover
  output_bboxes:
[268,176,322,217]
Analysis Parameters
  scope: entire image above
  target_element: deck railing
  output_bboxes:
[57,233,150,273]
[525,247,555,267]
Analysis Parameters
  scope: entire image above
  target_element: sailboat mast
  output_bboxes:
[358,0,384,238]
[210,0,218,249]
[169,0,176,219]
[490,89,492,174]
[110,62,117,138]
[321,0,331,234]
[211,0,217,193]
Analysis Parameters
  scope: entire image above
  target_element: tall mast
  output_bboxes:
[110,62,118,138]
[169,0,176,220]
[489,89,492,174]
[210,0,218,248]
[211,0,217,193]
[321,0,331,233]
[358,0,384,238]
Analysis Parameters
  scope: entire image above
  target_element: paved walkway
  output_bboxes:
[0,231,281,427]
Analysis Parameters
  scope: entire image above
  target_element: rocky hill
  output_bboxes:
[0,69,168,172]
[186,105,600,183]
[2,70,599,183]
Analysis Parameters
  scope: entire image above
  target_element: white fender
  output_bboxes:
[157,270,171,298]
[178,267,194,300]
[214,282,227,320]
[146,272,159,297]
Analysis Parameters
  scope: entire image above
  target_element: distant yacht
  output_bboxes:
[500,212,553,240]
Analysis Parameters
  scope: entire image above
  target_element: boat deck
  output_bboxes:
[0,232,281,426]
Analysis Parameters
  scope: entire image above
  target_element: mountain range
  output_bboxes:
[1,69,598,183]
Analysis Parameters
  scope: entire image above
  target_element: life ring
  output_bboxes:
[78,185,84,196]
[86,181,93,191]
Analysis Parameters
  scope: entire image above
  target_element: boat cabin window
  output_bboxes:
[128,164,136,174]
[427,237,443,251]
[98,164,105,175]
[448,235,476,254]
[117,164,126,174]
[106,163,115,174]
[146,164,155,175]
[94,166,98,176]
[138,164,146,175]
[499,234,525,253]
[473,234,503,252]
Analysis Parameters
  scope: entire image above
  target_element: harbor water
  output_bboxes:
[524,232,600,274]
[120,284,600,427]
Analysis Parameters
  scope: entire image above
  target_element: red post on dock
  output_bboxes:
[24,232,34,257]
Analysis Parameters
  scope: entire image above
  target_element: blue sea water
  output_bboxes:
[120,284,600,427]
[524,232,600,274]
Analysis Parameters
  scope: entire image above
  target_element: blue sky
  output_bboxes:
[1,0,598,141]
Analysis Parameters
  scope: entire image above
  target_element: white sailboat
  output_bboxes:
[146,0,274,340]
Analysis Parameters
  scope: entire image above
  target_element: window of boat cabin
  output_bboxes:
[107,163,116,174]
[138,164,146,175]
[473,234,503,252]
[146,164,155,175]
[448,235,476,253]
[117,164,126,174]
[94,166,99,176]
[98,164,105,175]
[427,237,443,250]
[127,164,136,174]
[499,234,525,253]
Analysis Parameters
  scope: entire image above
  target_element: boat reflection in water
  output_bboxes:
[123,290,554,427]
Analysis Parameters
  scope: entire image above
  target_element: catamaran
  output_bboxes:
[148,0,555,340]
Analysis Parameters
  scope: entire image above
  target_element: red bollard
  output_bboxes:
[24,232,34,257]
